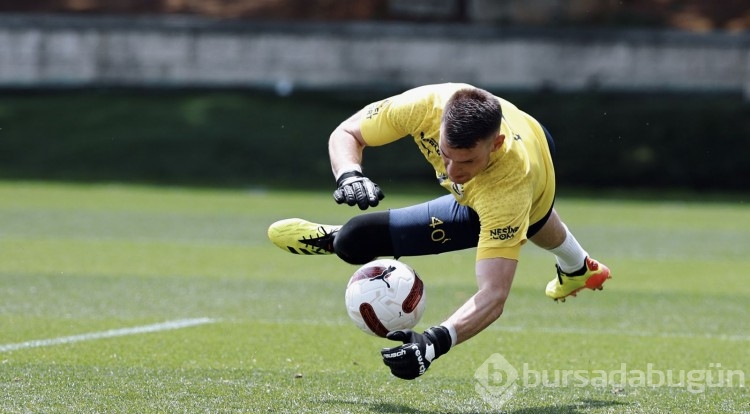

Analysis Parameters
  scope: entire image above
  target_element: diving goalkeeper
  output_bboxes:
[267,83,612,380]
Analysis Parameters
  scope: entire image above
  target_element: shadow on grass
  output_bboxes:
[321,398,629,413]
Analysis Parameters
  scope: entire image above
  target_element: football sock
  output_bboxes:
[549,226,587,274]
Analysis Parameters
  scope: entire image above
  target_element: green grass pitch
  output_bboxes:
[0,181,747,413]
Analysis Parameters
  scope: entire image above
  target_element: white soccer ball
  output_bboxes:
[344,258,426,337]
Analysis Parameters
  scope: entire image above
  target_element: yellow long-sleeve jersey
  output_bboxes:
[360,83,555,261]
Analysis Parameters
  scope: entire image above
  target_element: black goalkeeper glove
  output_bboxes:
[380,326,452,380]
[333,170,384,210]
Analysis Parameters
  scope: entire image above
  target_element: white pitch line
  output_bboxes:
[0,317,216,353]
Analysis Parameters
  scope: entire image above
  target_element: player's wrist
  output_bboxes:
[336,170,364,187]
[334,165,363,182]
[424,325,452,359]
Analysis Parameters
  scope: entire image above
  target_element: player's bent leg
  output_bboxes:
[334,194,481,264]
[545,257,611,302]
[330,195,481,264]
[267,218,340,255]
[329,193,481,264]
[268,195,479,263]
[389,194,480,257]
[334,212,392,265]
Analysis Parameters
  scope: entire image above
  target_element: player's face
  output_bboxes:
[439,133,504,184]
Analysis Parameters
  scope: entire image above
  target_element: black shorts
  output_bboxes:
[388,195,554,257]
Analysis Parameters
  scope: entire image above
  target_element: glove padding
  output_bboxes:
[380,326,452,380]
[333,170,384,210]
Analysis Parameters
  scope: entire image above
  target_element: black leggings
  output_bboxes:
[333,212,392,264]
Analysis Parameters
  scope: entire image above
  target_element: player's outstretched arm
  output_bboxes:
[445,257,517,344]
[380,257,516,379]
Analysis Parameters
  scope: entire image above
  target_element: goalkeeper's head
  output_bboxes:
[438,87,505,185]
[440,87,503,149]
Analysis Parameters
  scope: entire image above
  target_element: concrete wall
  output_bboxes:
[1,13,748,95]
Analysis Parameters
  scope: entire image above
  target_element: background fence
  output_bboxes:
[0,7,748,194]
[1,14,749,95]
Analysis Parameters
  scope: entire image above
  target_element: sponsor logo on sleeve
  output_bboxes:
[365,99,389,119]
[490,226,519,240]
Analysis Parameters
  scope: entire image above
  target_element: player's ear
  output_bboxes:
[492,134,505,151]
